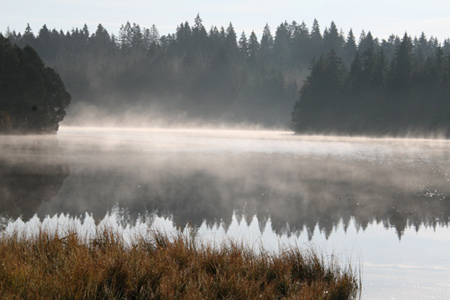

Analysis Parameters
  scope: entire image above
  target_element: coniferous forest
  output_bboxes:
[291,33,450,136]
[2,15,450,134]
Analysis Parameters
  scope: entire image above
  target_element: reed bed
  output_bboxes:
[0,227,359,299]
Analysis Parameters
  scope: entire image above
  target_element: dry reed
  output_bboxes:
[0,227,359,299]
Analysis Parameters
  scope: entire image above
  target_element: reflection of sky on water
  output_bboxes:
[3,209,450,300]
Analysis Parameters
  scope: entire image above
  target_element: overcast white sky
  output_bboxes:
[1,0,449,42]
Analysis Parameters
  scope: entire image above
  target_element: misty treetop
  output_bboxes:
[291,33,450,136]
[0,35,71,134]
[3,17,450,129]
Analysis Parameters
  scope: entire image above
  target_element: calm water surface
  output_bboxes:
[1,126,450,299]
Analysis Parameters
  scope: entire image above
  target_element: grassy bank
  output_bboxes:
[0,228,359,299]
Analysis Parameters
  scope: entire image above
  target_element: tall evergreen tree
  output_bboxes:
[260,24,274,61]
[291,49,347,132]
[119,22,133,49]
[291,21,310,66]
[310,19,323,56]
[192,14,207,52]
[238,32,249,60]
[344,29,357,64]
[247,31,260,68]
[323,21,343,55]
[390,33,413,90]
[225,23,238,59]
[22,23,35,46]
[90,24,112,54]
[273,22,291,68]
[358,31,377,54]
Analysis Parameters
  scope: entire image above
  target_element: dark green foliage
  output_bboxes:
[323,21,345,56]
[292,32,450,136]
[3,18,450,130]
[344,29,357,64]
[0,35,70,134]
[291,50,348,132]
[1,18,363,127]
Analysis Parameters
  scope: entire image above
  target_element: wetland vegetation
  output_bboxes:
[0,226,359,299]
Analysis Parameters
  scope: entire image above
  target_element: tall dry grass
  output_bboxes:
[0,227,359,299]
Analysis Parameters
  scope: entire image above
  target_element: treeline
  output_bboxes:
[291,33,450,136]
[4,16,450,128]
[0,36,71,134]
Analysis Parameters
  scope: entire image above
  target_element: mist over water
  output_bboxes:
[1,126,450,299]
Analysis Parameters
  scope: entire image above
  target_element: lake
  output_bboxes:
[1,127,450,299]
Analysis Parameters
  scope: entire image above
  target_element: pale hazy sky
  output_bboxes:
[1,0,449,42]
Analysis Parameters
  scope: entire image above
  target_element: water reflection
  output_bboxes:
[33,130,450,239]
[2,128,449,300]
[0,136,69,221]
[1,129,450,240]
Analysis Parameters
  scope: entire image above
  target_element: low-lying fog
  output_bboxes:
[1,126,450,299]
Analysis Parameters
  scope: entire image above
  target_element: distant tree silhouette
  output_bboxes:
[247,31,260,68]
[344,29,357,64]
[389,33,413,90]
[260,24,274,62]
[273,22,291,69]
[323,21,344,56]
[310,19,323,56]
[0,35,70,133]
[3,18,449,130]
[292,32,450,136]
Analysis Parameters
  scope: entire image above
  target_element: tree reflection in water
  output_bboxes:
[33,140,450,240]
[3,130,449,300]
[0,135,69,222]
[1,131,450,240]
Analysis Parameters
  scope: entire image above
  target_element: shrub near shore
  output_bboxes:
[0,227,359,299]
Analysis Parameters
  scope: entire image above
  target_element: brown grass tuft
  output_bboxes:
[0,227,359,299]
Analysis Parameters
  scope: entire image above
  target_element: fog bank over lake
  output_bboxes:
[1,126,450,299]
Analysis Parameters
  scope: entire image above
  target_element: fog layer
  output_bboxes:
[2,128,449,240]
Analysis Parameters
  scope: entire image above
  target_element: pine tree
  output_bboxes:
[22,23,34,46]
[291,21,310,66]
[323,21,343,55]
[90,24,112,54]
[291,49,347,133]
[260,24,274,61]
[309,19,323,55]
[358,31,376,54]
[192,14,207,52]
[119,22,133,49]
[344,29,357,64]
[247,31,260,68]
[390,33,413,90]
[273,22,291,68]
[238,31,249,60]
[225,23,238,59]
